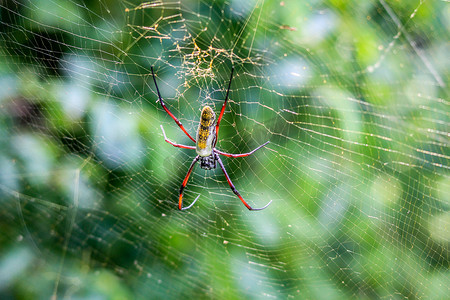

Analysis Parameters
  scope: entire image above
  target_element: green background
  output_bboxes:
[0,0,448,299]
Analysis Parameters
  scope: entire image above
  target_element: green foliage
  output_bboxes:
[0,0,448,299]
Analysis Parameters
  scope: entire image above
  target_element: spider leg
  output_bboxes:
[216,154,272,211]
[215,141,269,158]
[181,193,201,210]
[151,66,196,143]
[214,66,234,146]
[160,125,196,150]
[179,155,200,210]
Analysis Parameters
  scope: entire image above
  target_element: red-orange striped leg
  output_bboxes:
[214,67,234,146]
[215,141,269,158]
[160,125,196,150]
[179,156,200,210]
[151,66,196,143]
[216,154,272,211]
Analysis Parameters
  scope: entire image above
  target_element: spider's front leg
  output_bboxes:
[151,66,196,143]
[214,66,234,146]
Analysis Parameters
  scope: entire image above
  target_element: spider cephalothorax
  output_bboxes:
[152,66,272,211]
[199,154,217,170]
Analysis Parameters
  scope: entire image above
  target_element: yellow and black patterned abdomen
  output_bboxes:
[196,106,216,157]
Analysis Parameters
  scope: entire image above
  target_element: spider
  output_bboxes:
[151,66,272,211]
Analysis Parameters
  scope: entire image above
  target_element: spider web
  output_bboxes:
[0,0,449,298]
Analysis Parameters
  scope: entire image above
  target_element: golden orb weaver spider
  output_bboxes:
[151,66,272,211]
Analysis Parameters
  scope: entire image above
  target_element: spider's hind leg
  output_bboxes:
[179,155,200,210]
[215,153,272,211]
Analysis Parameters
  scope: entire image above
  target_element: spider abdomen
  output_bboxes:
[196,106,216,157]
